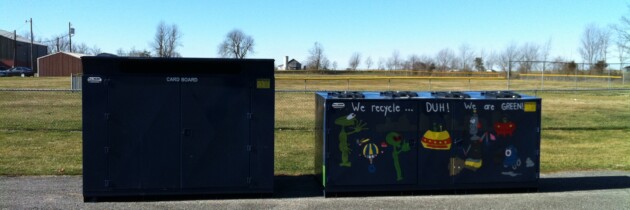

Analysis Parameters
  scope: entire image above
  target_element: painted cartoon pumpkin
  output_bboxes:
[421,124,451,150]
[494,117,516,137]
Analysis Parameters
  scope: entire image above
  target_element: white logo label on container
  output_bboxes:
[332,102,345,109]
[87,77,102,83]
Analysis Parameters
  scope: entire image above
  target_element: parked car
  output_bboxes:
[0,67,34,77]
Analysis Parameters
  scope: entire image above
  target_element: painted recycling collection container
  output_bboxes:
[315,91,541,195]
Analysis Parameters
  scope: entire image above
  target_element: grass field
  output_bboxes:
[0,76,629,175]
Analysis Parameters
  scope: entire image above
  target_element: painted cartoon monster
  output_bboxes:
[335,113,367,167]
[385,132,410,181]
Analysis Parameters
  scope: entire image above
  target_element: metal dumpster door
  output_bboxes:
[452,99,541,186]
[180,77,251,189]
[106,76,181,190]
[418,99,456,187]
[326,100,418,188]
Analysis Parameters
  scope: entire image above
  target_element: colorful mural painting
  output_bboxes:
[465,109,483,171]
[358,138,381,173]
[316,91,541,193]
[335,113,368,167]
[421,123,452,150]
[385,132,410,181]
[494,117,516,137]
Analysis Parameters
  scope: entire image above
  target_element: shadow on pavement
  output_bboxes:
[539,175,630,192]
[273,174,630,197]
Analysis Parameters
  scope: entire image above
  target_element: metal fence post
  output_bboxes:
[541,61,545,91]
[507,61,511,90]
[608,66,611,89]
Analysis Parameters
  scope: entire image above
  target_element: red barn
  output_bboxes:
[37,52,86,77]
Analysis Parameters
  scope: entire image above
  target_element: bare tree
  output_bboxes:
[332,61,338,70]
[540,38,553,72]
[579,23,611,64]
[306,42,327,70]
[128,47,152,57]
[551,56,568,72]
[218,29,255,59]
[90,45,102,55]
[46,35,70,53]
[365,56,373,70]
[484,51,497,71]
[74,43,90,54]
[459,44,474,71]
[616,35,628,66]
[116,48,126,56]
[387,50,401,70]
[541,38,553,62]
[378,57,386,70]
[498,42,520,72]
[519,42,540,73]
[406,54,430,71]
[321,57,331,70]
[152,21,182,58]
[435,48,455,71]
[348,52,361,71]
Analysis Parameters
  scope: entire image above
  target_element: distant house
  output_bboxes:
[0,29,48,72]
[37,52,86,76]
[277,56,302,70]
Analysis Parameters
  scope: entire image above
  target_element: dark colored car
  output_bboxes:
[0,67,34,77]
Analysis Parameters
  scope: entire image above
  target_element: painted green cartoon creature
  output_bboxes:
[385,132,410,181]
[335,113,368,167]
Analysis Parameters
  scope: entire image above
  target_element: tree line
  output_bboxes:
[22,21,253,59]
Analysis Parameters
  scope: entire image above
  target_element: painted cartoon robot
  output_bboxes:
[465,109,483,171]
[335,113,368,167]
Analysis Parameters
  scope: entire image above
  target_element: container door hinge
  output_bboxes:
[104,147,110,154]
[247,112,253,120]
[246,145,253,152]
[104,113,110,121]
[104,180,111,187]
[246,177,252,184]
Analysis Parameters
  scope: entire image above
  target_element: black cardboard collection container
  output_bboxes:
[82,57,274,201]
[315,91,541,195]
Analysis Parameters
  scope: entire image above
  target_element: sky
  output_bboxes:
[2,0,629,69]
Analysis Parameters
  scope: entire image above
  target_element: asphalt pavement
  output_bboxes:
[1,171,629,209]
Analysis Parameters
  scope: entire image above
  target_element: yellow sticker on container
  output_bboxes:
[256,79,270,89]
[524,102,537,112]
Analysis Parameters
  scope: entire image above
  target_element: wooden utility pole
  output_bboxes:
[13,30,17,67]
[68,22,72,53]
[29,18,34,69]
